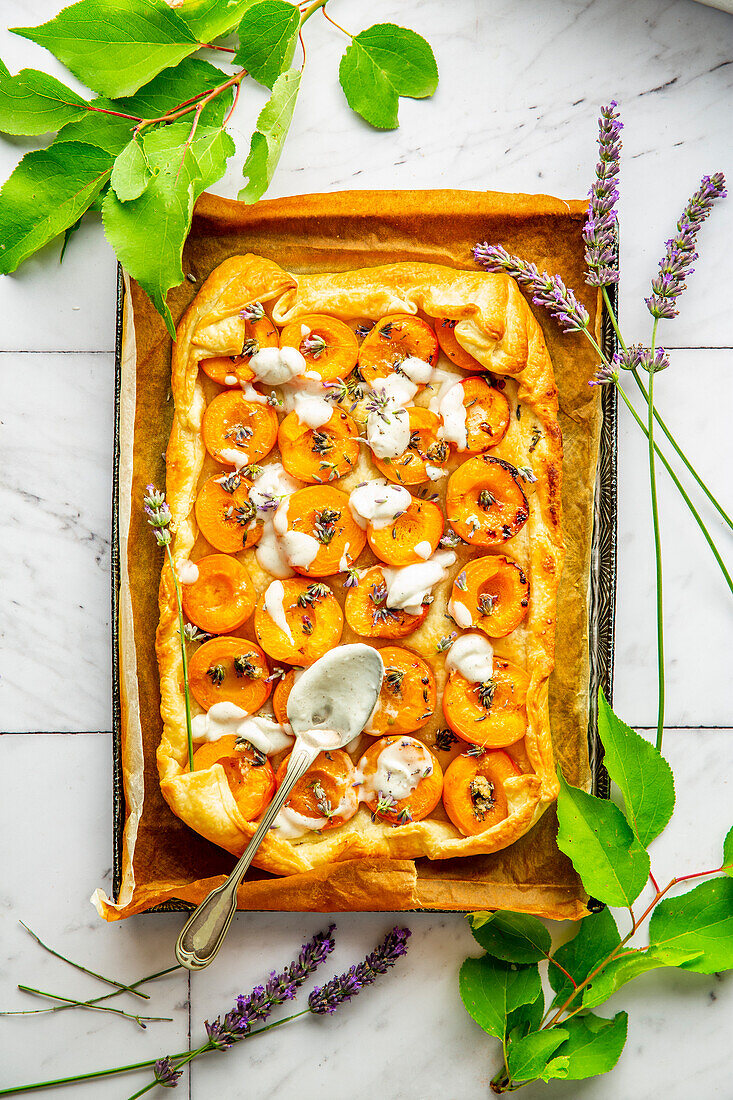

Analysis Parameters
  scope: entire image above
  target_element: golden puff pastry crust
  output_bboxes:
[156,253,564,875]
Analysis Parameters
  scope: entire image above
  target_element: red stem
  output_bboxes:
[223,80,242,126]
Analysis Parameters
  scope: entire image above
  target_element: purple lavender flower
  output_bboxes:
[617,344,670,374]
[583,101,622,286]
[588,361,618,387]
[143,485,172,546]
[204,925,336,1048]
[153,1056,182,1088]
[473,244,589,333]
[240,300,265,323]
[308,927,411,1015]
[646,172,727,319]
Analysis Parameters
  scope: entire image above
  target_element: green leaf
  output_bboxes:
[581,946,701,1010]
[506,1029,569,1083]
[550,1011,628,1080]
[176,0,259,40]
[506,991,545,1041]
[189,125,236,197]
[102,123,199,337]
[556,769,650,907]
[723,826,733,877]
[649,876,733,973]
[459,955,541,1041]
[0,141,112,274]
[54,106,136,157]
[13,0,199,99]
[0,68,88,136]
[338,23,438,130]
[549,907,621,1007]
[597,688,675,848]
[0,59,9,79]
[234,0,300,89]
[111,138,151,201]
[239,68,300,203]
[469,911,551,963]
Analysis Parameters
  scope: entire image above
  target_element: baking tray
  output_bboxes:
[110,252,618,911]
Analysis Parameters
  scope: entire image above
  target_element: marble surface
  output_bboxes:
[1,0,732,1096]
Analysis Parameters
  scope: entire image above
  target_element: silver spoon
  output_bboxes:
[175,644,384,970]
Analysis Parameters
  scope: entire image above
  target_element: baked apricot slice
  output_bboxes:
[192,734,276,820]
[442,749,522,835]
[254,578,343,665]
[278,485,366,577]
[366,646,436,736]
[441,658,529,747]
[357,735,443,825]
[456,377,511,452]
[202,391,278,467]
[279,314,359,383]
[344,566,429,639]
[436,317,484,371]
[447,455,529,545]
[367,497,444,567]
[449,554,529,638]
[372,408,450,486]
[272,668,298,726]
[358,314,438,387]
[278,408,360,484]
[188,637,271,712]
[181,554,256,634]
[199,311,279,386]
[195,472,262,553]
[275,749,358,831]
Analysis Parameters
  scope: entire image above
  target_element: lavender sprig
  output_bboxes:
[153,1058,182,1088]
[583,101,622,286]
[472,244,589,333]
[645,172,727,319]
[308,927,411,1015]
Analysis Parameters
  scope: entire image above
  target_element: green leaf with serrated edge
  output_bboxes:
[459,956,541,1040]
[556,769,650,907]
[723,826,733,877]
[597,688,675,848]
[234,0,300,89]
[506,1029,569,1083]
[0,59,9,79]
[111,139,150,201]
[649,876,733,974]
[549,907,621,1007]
[540,1056,570,1083]
[469,911,551,964]
[102,122,199,338]
[176,0,259,40]
[0,68,88,136]
[338,23,438,130]
[12,0,198,99]
[238,68,300,203]
[189,126,236,197]
[54,108,135,156]
[506,991,544,1040]
[550,1011,628,1081]
[581,945,701,1010]
[0,142,112,274]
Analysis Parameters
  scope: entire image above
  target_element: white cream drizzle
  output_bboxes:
[449,597,473,629]
[225,373,238,386]
[348,480,411,530]
[425,464,448,481]
[264,579,294,643]
[445,633,494,682]
[249,464,302,578]
[282,375,333,429]
[381,550,457,615]
[218,447,249,469]
[339,542,351,570]
[356,736,433,802]
[240,381,269,405]
[190,704,294,754]
[398,356,433,384]
[176,559,199,584]
[273,806,327,839]
[249,345,306,386]
[427,365,464,414]
[413,540,432,560]
[437,381,468,450]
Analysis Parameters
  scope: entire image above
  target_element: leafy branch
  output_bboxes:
[0,0,439,335]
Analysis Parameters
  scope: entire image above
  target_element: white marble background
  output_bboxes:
[1,0,732,1096]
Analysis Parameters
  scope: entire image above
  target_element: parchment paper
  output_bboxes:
[93,189,602,922]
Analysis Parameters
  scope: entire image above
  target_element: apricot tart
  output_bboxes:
[155,254,564,876]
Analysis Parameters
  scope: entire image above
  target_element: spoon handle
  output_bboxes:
[175,744,318,971]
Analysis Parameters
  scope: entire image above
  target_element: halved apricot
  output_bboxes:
[441,659,529,747]
[278,485,366,577]
[195,473,262,553]
[344,566,429,639]
[436,317,484,371]
[459,377,511,452]
[366,646,436,736]
[367,497,444,567]
[202,390,278,467]
[275,749,357,830]
[181,554,256,634]
[192,734,276,820]
[278,408,360,484]
[188,637,271,712]
[372,407,450,487]
[272,668,297,726]
[199,312,279,386]
[357,735,443,824]
[279,315,359,383]
[446,455,529,545]
[254,578,343,665]
[449,554,529,638]
[442,749,522,835]
[358,314,438,387]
